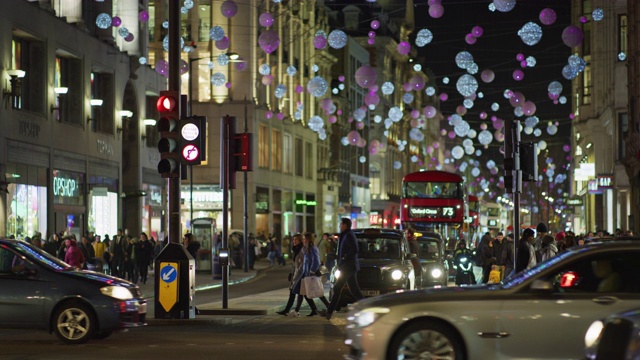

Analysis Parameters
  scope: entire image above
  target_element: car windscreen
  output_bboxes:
[13,241,71,271]
[357,237,401,259]
[417,239,441,260]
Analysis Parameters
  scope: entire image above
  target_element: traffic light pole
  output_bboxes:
[168,0,181,244]
[221,116,233,309]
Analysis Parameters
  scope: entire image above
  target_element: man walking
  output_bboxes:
[320,218,364,320]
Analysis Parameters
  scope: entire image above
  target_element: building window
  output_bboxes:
[619,14,628,60]
[91,72,115,134]
[582,56,591,105]
[618,112,628,160]
[295,138,303,177]
[54,55,82,125]
[144,95,159,147]
[258,124,269,168]
[198,1,211,42]
[305,141,313,179]
[11,36,45,112]
[271,129,282,171]
[283,133,293,174]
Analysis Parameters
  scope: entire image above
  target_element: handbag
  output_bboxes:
[302,276,324,298]
[318,265,329,275]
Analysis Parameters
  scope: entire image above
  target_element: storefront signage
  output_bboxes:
[150,190,162,205]
[370,212,380,225]
[54,175,78,197]
[295,200,317,206]
[19,119,40,139]
[53,170,84,205]
[487,219,499,227]
[92,187,108,196]
[97,139,114,157]
[566,197,583,206]
[587,179,602,194]
[597,174,614,189]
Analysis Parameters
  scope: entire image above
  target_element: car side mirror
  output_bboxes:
[530,279,553,292]
[408,253,417,260]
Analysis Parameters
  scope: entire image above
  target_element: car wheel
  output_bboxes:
[388,321,465,360]
[53,301,96,344]
[93,331,113,340]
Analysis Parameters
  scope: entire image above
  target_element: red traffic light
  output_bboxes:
[157,94,178,113]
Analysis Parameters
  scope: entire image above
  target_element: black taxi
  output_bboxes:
[329,228,416,308]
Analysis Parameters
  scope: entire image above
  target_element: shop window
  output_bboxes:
[5,164,48,240]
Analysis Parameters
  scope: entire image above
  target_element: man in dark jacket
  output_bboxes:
[516,228,537,273]
[322,217,364,320]
[477,233,495,283]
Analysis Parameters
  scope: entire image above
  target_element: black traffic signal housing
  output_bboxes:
[180,115,206,166]
[519,142,538,182]
[232,132,253,172]
[156,90,181,178]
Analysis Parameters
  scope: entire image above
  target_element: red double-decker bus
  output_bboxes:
[401,170,467,249]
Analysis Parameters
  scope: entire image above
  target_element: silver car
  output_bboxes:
[584,307,640,359]
[344,241,640,359]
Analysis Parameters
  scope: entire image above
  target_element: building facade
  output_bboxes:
[1,0,165,240]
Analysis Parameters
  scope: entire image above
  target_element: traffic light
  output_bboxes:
[157,90,181,178]
[180,115,206,166]
[232,132,253,172]
[519,142,538,181]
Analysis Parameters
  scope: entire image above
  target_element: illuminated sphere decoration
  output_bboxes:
[258,30,280,54]
[403,93,414,104]
[451,146,464,160]
[209,26,225,41]
[215,36,230,50]
[389,106,403,122]
[592,8,604,21]
[455,51,474,70]
[259,12,275,27]
[139,11,150,22]
[512,69,524,81]
[409,128,425,142]
[423,105,436,118]
[308,116,324,132]
[328,30,348,49]
[211,72,226,86]
[96,13,112,29]
[307,76,329,98]
[354,65,377,89]
[415,28,433,47]
[481,69,495,83]
[493,0,516,12]
[562,25,584,47]
[393,161,402,170]
[539,8,557,25]
[397,41,411,55]
[274,84,287,99]
[371,20,380,29]
[259,64,271,75]
[429,4,444,18]
[313,35,327,50]
[478,130,492,145]
[518,22,543,46]
[286,65,297,77]
[547,124,558,135]
[465,34,477,45]
[112,16,122,27]
[220,0,238,18]
[456,74,478,97]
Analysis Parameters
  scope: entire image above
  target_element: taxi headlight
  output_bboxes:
[431,268,443,278]
[584,320,604,350]
[353,307,390,328]
[391,269,403,280]
[100,285,134,300]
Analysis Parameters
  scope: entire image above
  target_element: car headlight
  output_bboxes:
[353,307,390,328]
[431,268,443,278]
[391,269,403,280]
[584,320,604,350]
[334,269,341,279]
[101,285,134,300]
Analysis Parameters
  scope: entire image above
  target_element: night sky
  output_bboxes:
[410,0,574,198]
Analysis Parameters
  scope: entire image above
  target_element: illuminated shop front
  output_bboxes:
[53,169,85,239]
[4,163,47,240]
[142,184,163,241]
[180,185,226,232]
[88,175,118,239]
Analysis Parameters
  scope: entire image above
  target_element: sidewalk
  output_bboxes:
[140,258,296,317]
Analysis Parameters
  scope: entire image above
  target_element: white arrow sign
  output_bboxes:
[162,267,176,281]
